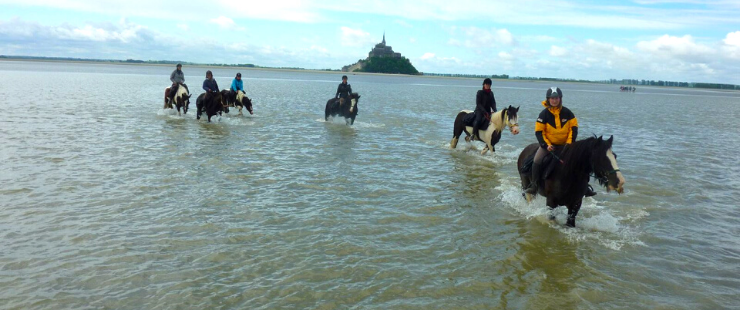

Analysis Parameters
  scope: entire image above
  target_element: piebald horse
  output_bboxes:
[451,105,520,155]
[231,90,253,116]
[164,84,191,115]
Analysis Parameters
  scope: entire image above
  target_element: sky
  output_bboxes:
[1,0,740,84]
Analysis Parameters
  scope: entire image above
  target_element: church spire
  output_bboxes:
[382,32,386,45]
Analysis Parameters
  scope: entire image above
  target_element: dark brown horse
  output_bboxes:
[196,92,227,122]
[450,105,520,155]
[325,93,360,125]
[164,84,191,115]
[517,136,626,227]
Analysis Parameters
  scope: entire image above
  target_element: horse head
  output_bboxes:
[182,93,192,113]
[591,135,625,194]
[349,93,360,113]
[504,105,520,135]
[237,91,253,115]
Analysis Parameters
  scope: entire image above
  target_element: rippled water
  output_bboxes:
[1,60,739,309]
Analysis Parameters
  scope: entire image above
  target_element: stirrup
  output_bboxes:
[585,184,597,197]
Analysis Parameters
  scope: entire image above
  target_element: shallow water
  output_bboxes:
[1,60,739,309]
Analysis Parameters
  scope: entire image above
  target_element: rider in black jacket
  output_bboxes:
[335,75,352,107]
[472,78,497,141]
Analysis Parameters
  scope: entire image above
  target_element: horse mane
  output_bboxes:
[175,85,189,100]
[489,108,508,132]
[558,137,599,179]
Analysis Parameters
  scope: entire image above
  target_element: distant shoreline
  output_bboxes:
[2,57,739,91]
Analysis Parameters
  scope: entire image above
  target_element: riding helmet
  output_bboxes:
[546,87,563,98]
[342,75,348,80]
[176,63,182,68]
[236,72,241,78]
[483,78,492,85]
[206,70,212,77]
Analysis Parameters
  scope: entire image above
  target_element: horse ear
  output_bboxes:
[516,106,520,112]
[606,135,614,147]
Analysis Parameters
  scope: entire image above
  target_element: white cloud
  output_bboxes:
[723,31,740,47]
[549,45,568,57]
[420,52,435,60]
[451,27,517,48]
[6,0,734,29]
[210,16,234,28]
[177,24,189,31]
[339,26,376,47]
[409,37,417,43]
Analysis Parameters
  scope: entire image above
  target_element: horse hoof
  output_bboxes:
[566,218,576,227]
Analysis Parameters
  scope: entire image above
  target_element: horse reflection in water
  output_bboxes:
[450,105,520,155]
[517,136,626,227]
[325,93,360,125]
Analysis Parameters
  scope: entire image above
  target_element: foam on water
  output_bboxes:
[495,176,646,250]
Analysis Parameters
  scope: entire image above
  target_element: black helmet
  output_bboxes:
[176,63,182,68]
[206,70,212,77]
[483,78,492,86]
[236,72,241,77]
[546,87,562,98]
[342,75,348,80]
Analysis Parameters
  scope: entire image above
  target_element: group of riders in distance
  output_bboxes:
[164,64,253,122]
[620,85,636,92]
[161,64,626,228]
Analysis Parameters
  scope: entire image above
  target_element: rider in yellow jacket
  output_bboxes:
[525,87,596,197]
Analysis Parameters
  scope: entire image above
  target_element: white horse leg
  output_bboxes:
[525,193,534,203]
[450,137,459,148]
[238,106,243,115]
[481,145,489,155]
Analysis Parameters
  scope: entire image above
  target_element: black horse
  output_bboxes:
[196,92,228,122]
[325,93,360,125]
[450,105,520,155]
[517,136,626,227]
[220,89,253,116]
[164,84,191,115]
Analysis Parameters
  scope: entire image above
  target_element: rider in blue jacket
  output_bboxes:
[230,72,243,93]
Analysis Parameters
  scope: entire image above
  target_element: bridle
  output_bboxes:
[504,109,519,133]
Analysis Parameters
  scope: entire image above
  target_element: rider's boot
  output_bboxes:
[472,127,480,141]
[585,184,597,197]
[525,163,541,195]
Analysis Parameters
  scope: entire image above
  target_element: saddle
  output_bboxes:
[462,111,490,131]
[519,151,558,181]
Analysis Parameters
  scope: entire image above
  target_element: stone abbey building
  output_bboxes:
[342,34,403,72]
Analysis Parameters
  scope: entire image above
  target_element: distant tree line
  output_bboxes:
[422,72,510,79]
[2,55,738,90]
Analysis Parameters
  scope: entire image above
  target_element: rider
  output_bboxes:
[335,75,352,107]
[230,72,243,93]
[525,87,596,197]
[169,63,189,101]
[229,72,243,103]
[202,70,219,101]
[472,78,497,141]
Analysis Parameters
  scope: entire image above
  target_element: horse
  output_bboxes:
[516,136,626,227]
[220,89,253,116]
[164,84,191,115]
[196,91,228,122]
[450,105,520,155]
[325,93,360,125]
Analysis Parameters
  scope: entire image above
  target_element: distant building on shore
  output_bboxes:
[342,33,405,72]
